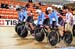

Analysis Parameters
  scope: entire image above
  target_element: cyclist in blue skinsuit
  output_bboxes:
[16,7,28,23]
[49,7,59,26]
[17,8,23,22]
[45,7,53,32]
[36,9,45,26]
[36,9,50,33]
[22,7,28,22]
[17,7,35,35]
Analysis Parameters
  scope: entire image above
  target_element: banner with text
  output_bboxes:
[0,19,18,26]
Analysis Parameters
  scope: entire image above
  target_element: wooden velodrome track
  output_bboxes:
[0,26,75,49]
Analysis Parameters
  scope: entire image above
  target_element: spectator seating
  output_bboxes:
[0,0,49,20]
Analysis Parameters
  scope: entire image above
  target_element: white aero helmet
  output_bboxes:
[47,7,53,11]
[36,9,42,14]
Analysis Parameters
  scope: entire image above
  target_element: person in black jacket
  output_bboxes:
[1,3,9,9]
[28,0,33,3]
[0,15,1,18]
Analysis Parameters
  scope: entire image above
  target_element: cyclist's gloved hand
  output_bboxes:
[56,23,61,26]
[40,25,43,27]
[23,19,26,22]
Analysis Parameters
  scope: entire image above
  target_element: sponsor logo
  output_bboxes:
[0,19,18,26]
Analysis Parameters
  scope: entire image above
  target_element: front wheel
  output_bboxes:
[15,23,22,33]
[17,24,28,38]
[34,28,45,42]
[48,30,59,46]
[64,31,73,45]
[72,25,75,36]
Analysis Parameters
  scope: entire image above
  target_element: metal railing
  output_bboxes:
[15,0,75,5]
